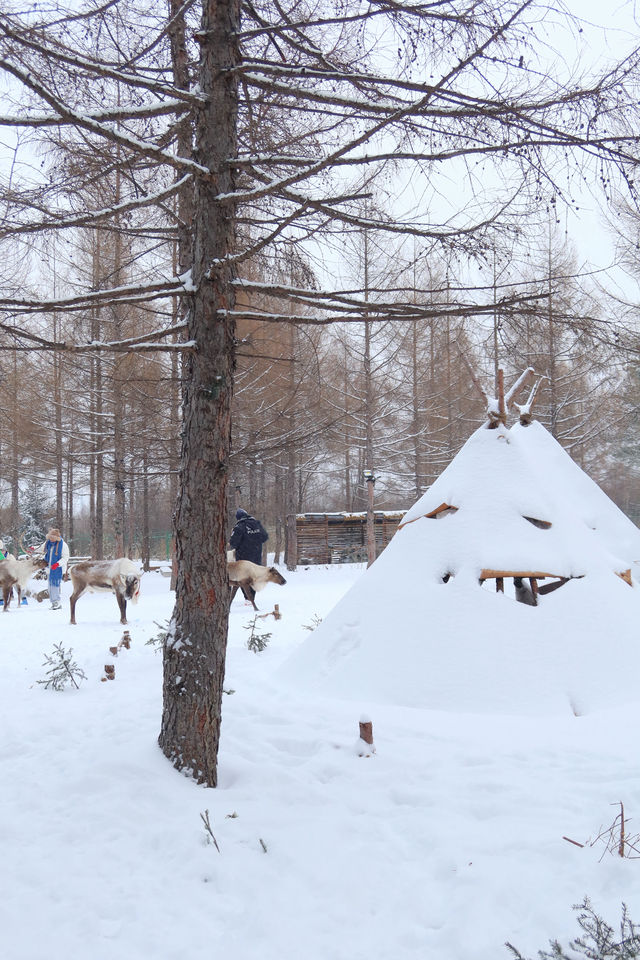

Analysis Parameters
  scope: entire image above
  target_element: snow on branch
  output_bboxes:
[0,17,204,105]
[0,60,209,178]
[0,277,192,315]
[514,376,549,425]
[1,176,192,239]
[0,320,191,354]
[504,367,535,408]
[229,278,546,321]
[0,99,190,129]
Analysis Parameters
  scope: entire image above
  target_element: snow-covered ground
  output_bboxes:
[2,560,640,960]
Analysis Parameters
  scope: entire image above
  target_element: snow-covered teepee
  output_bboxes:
[280,371,640,717]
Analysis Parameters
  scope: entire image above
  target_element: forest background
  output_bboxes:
[1,0,640,569]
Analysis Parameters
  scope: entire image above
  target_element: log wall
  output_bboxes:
[293,512,405,564]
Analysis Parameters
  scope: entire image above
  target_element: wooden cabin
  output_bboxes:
[294,511,405,565]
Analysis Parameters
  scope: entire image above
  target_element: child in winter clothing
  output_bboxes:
[41,528,70,610]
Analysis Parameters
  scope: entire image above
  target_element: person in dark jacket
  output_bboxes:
[229,509,269,565]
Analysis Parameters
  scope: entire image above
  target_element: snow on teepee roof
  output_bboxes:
[279,378,640,718]
[398,419,638,583]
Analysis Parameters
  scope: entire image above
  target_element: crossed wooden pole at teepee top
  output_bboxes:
[455,351,548,428]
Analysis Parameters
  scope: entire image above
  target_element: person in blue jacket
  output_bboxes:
[40,528,70,610]
[229,509,268,565]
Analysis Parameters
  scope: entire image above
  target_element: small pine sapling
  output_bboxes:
[244,615,271,653]
[38,643,86,691]
[506,898,640,959]
[146,619,172,650]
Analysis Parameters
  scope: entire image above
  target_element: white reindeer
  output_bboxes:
[0,554,48,610]
[69,558,142,625]
[227,560,286,610]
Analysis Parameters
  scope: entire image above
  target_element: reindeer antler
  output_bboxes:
[18,532,36,555]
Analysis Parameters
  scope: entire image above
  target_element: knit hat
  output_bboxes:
[235,509,248,520]
[47,528,62,542]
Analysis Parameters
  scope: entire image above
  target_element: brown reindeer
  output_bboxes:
[227,560,286,611]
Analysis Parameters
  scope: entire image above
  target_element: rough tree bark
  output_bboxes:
[158,0,239,787]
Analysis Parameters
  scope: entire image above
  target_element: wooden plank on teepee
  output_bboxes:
[523,516,552,530]
[398,503,458,527]
[481,568,556,580]
[616,569,633,586]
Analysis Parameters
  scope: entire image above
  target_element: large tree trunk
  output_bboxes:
[10,346,20,548]
[159,0,239,788]
[168,0,194,593]
[53,312,63,524]
[90,232,105,559]
[112,159,126,558]
[142,451,150,572]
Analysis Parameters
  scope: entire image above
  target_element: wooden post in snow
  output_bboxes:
[497,368,506,424]
[358,715,375,756]
[364,471,376,567]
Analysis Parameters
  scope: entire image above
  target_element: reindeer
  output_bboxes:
[69,558,142,625]
[0,554,48,610]
[227,560,286,611]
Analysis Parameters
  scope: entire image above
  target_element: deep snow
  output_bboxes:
[2,560,640,960]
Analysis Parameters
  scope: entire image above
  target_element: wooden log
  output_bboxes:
[617,569,633,586]
[481,568,556,580]
[537,577,575,596]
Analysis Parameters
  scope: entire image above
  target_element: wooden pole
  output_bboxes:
[365,474,376,567]
[497,368,506,424]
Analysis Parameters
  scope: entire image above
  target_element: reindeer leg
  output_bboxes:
[69,588,84,625]
[2,585,10,611]
[229,583,240,606]
[116,592,128,625]
[241,583,258,611]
